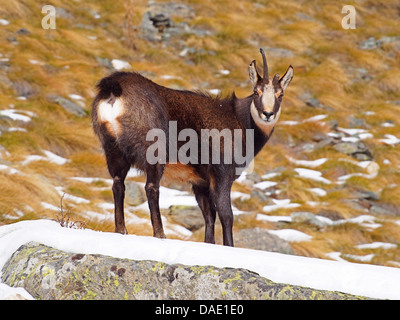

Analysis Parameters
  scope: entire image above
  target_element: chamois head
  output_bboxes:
[249,48,293,124]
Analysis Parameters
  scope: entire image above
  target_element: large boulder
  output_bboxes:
[2,242,366,300]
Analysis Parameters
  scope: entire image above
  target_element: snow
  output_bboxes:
[337,127,368,136]
[280,120,299,126]
[0,19,9,26]
[2,220,400,299]
[0,109,35,122]
[268,229,312,242]
[256,214,292,223]
[253,181,278,189]
[261,172,281,179]
[343,253,375,263]
[287,156,327,168]
[294,168,331,184]
[230,191,250,201]
[68,94,84,101]
[111,59,131,71]
[22,150,68,166]
[304,114,327,122]
[131,185,198,211]
[0,164,20,175]
[71,176,112,185]
[208,89,221,96]
[262,199,301,212]
[355,242,397,250]
[379,134,400,145]
[308,188,327,197]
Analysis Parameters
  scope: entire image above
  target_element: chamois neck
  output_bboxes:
[234,95,274,157]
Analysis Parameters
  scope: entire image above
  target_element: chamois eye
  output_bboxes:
[254,88,262,96]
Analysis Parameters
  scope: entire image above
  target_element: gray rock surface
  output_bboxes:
[235,228,294,254]
[2,242,366,300]
[47,94,87,117]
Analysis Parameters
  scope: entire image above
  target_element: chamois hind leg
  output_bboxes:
[145,163,166,239]
[211,178,234,246]
[104,143,131,234]
[192,184,216,244]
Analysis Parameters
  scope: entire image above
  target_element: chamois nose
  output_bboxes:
[263,111,274,121]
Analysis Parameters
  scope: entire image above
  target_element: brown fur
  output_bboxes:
[91,49,293,246]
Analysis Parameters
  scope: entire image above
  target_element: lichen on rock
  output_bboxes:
[1,242,368,300]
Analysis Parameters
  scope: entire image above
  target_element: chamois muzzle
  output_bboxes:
[262,111,274,122]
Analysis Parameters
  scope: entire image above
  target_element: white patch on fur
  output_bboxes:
[98,98,124,136]
[261,84,275,113]
[250,102,280,136]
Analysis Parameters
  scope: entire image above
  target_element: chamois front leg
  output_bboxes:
[145,163,166,239]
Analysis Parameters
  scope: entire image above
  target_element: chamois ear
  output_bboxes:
[249,60,262,88]
[279,65,294,91]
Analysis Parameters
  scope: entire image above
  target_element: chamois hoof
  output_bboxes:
[115,227,128,235]
[154,232,166,239]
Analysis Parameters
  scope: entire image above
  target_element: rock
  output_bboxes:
[291,212,327,229]
[369,203,400,217]
[360,36,400,50]
[333,142,373,160]
[317,210,344,221]
[95,57,113,69]
[353,189,380,201]
[235,228,294,255]
[140,1,210,42]
[125,181,146,206]
[12,79,38,98]
[15,28,30,36]
[149,13,172,32]
[2,242,366,300]
[55,7,75,20]
[47,94,87,117]
[299,92,333,111]
[165,205,204,231]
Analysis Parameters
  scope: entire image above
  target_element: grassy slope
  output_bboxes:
[0,0,399,266]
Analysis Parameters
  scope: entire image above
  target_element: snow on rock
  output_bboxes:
[2,220,400,299]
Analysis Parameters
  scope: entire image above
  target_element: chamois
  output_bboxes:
[91,49,293,246]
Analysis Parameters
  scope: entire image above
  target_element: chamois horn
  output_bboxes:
[260,48,269,83]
